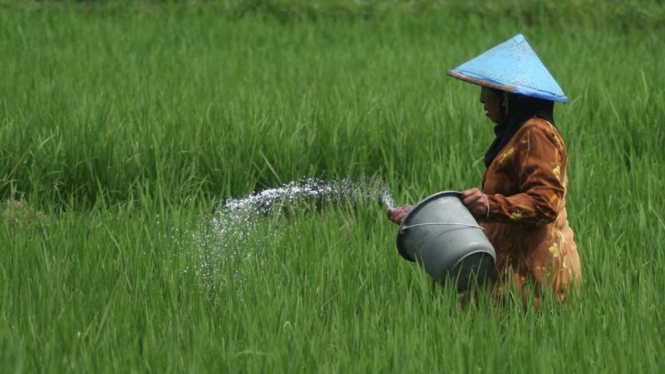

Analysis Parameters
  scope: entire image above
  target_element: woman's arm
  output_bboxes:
[465,123,567,225]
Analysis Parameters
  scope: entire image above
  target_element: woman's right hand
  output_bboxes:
[387,205,414,225]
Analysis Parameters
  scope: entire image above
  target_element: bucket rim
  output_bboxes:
[396,190,463,261]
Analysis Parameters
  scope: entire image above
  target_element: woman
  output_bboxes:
[388,35,582,306]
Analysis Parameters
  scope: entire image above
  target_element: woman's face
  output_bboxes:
[479,87,502,124]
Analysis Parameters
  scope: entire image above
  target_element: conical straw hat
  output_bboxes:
[447,34,568,103]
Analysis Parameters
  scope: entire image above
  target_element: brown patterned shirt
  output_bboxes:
[480,117,582,305]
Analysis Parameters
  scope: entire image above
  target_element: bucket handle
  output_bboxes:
[400,222,485,233]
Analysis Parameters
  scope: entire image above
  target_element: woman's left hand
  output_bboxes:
[461,188,489,219]
[387,205,414,225]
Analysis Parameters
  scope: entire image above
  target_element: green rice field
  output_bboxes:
[1,1,664,372]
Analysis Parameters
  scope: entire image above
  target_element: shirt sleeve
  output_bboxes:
[484,123,567,225]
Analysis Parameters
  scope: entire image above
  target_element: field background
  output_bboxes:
[1,0,664,373]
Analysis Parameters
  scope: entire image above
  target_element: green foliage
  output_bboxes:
[2,2,664,205]
[1,2,664,373]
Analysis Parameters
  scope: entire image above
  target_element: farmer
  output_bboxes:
[388,34,582,306]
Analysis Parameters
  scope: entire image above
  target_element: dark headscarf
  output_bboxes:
[484,90,557,167]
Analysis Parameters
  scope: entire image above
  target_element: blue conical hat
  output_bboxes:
[447,34,568,103]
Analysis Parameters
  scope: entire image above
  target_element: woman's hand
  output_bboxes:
[461,188,489,219]
[387,205,414,225]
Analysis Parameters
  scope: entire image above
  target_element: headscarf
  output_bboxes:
[484,90,557,167]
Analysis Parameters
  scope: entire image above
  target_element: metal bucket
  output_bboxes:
[397,191,496,292]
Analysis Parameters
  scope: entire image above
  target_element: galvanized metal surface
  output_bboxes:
[447,34,568,103]
[396,191,496,292]
[400,222,485,231]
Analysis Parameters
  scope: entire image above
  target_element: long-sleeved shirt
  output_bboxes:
[481,117,582,305]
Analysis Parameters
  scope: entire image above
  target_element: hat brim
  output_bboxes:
[447,69,568,103]
[447,69,517,93]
